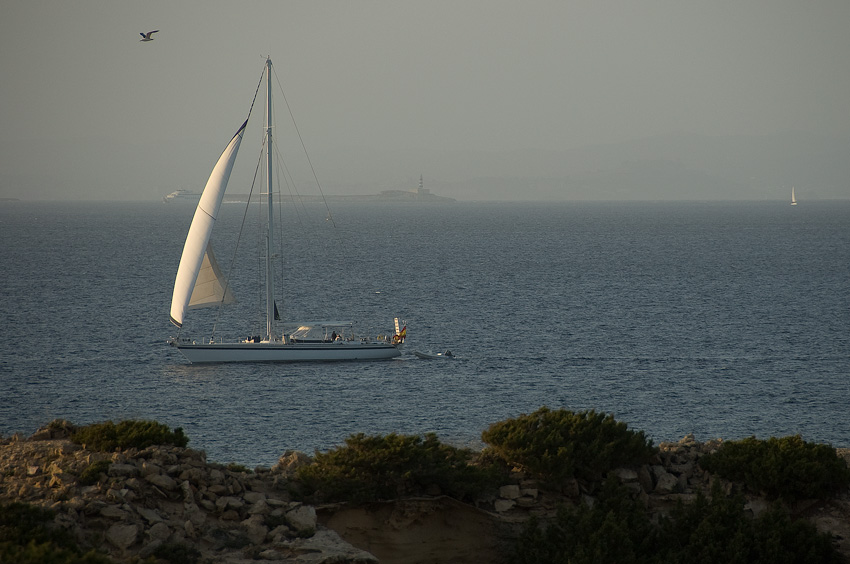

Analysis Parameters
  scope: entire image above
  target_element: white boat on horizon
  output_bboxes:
[163,189,202,203]
[791,186,797,206]
[168,58,403,363]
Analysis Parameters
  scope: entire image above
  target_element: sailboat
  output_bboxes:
[791,186,797,206]
[168,58,403,363]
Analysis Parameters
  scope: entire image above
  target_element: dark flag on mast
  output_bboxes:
[274,302,280,321]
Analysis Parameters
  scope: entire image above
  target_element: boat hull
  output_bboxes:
[171,340,401,363]
[413,351,453,360]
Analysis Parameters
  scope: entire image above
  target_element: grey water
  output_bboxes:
[1,199,848,467]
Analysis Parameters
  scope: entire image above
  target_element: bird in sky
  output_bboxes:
[140,30,159,42]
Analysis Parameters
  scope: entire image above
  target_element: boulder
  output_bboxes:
[288,528,379,563]
[244,490,267,504]
[136,506,163,524]
[499,484,521,499]
[637,465,654,493]
[145,473,177,491]
[138,539,163,559]
[654,472,679,494]
[241,514,269,545]
[147,522,171,541]
[109,463,138,477]
[611,468,638,482]
[100,505,129,519]
[105,523,138,550]
[286,504,317,533]
[273,450,312,477]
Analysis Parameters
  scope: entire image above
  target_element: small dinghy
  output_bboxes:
[413,350,454,360]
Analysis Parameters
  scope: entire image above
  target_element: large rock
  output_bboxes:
[654,472,680,494]
[241,514,270,545]
[106,523,138,550]
[148,522,171,541]
[145,473,177,491]
[288,528,379,563]
[637,465,654,493]
[499,484,521,499]
[273,450,313,477]
[286,504,317,533]
[109,463,139,477]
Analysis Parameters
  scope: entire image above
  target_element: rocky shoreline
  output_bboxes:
[2,424,849,563]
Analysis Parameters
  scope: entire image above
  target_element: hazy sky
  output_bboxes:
[2,1,849,201]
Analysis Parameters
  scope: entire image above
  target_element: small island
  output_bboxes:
[375,175,455,202]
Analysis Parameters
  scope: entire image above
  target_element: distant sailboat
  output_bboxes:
[791,187,797,206]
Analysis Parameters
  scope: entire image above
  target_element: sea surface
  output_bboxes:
[1,199,848,467]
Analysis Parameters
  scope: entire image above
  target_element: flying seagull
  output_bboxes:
[140,30,159,42]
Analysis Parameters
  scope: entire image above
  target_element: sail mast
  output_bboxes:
[265,58,276,340]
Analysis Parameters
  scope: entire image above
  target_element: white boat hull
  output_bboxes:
[171,339,401,363]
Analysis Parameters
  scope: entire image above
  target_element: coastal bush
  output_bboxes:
[481,407,656,484]
[77,460,112,486]
[225,463,251,473]
[656,482,839,563]
[512,479,841,564]
[70,420,188,452]
[512,477,657,564]
[698,435,850,501]
[152,541,201,564]
[0,502,112,563]
[295,432,504,503]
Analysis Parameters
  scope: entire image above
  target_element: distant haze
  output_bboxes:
[2,1,849,201]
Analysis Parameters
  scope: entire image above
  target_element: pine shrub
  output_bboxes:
[0,502,112,563]
[698,435,850,501]
[481,407,656,484]
[152,541,201,564]
[295,432,503,503]
[77,460,112,486]
[512,480,841,564]
[70,420,188,452]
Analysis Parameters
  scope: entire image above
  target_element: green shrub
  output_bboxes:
[512,480,841,564]
[77,460,112,486]
[295,432,503,503]
[152,541,201,564]
[481,407,656,484]
[512,477,658,564]
[71,420,188,452]
[225,463,251,474]
[698,435,850,501]
[657,482,839,564]
[0,502,112,563]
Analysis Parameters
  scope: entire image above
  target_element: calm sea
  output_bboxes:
[1,199,848,467]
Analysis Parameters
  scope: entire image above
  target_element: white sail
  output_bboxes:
[170,121,247,327]
[188,243,236,310]
[791,186,797,205]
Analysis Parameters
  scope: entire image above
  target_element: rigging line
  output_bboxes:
[272,137,316,238]
[269,110,341,252]
[243,60,266,130]
[272,135,306,228]
[271,64,338,230]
